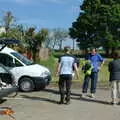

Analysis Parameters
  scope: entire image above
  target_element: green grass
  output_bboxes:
[36,55,56,77]
[36,54,112,87]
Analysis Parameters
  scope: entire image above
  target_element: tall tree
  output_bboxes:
[46,28,68,50]
[2,11,16,36]
[35,28,48,48]
[25,27,36,60]
[69,0,120,55]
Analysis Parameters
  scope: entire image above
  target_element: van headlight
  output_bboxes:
[40,71,50,77]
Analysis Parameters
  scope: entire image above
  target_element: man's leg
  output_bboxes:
[117,81,120,104]
[58,75,65,104]
[82,75,90,94]
[65,75,72,104]
[111,81,117,104]
[90,72,98,97]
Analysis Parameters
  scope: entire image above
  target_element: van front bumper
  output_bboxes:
[32,75,51,89]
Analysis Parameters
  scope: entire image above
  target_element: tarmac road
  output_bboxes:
[0,87,120,120]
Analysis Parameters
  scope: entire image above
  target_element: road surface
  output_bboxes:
[0,87,119,120]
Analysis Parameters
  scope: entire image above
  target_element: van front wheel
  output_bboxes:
[19,77,34,92]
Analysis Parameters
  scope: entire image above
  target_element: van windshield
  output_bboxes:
[11,52,33,65]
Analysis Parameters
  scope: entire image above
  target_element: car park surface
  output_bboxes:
[0,87,120,120]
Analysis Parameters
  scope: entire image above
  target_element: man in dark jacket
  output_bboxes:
[109,51,120,105]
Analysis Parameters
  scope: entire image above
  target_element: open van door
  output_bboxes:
[0,38,20,51]
[0,38,19,99]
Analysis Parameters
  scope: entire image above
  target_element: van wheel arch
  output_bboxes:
[18,77,34,92]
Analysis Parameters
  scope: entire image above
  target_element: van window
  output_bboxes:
[0,65,12,84]
[0,53,15,67]
[11,52,33,65]
[14,59,23,67]
[0,65,8,73]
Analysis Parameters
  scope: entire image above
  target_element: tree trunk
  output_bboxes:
[59,40,62,50]
[111,47,116,56]
[73,39,75,51]
[104,47,110,57]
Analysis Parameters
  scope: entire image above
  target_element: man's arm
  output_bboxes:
[73,63,79,79]
[56,57,61,76]
[56,62,61,76]
[98,54,104,69]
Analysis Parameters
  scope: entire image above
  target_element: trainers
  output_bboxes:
[91,94,95,98]
[88,93,95,98]
[81,93,87,98]
[111,102,118,106]
[110,101,118,106]
[58,100,64,104]
[66,100,71,105]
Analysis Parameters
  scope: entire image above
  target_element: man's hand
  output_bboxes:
[98,66,101,70]
[56,72,59,77]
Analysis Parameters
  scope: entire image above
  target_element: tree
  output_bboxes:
[69,0,101,50]
[35,28,48,48]
[2,11,16,36]
[46,28,68,50]
[69,0,120,55]
[24,27,36,60]
[24,27,49,61]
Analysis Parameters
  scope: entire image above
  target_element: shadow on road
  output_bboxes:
[43,88,81,97]
[20,94,59,104]
[20,88,81,105]
[0,99,7,104]
[71,95,111,106]
[21,88,112,106]
[42,88,59,95]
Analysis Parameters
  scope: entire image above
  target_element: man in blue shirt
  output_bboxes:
[82,47,104,98]
[56,47,79,104]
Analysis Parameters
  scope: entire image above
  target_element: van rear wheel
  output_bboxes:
[19,77,34,92]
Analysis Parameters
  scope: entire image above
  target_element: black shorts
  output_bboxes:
[59,74,72,81]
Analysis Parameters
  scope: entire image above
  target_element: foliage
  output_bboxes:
[36,53,56,77]
[45,28,68,50]
[69,0,120,55]
[35,28,48,47]
[2,11,16,35]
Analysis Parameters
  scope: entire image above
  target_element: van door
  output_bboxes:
[0,53,23,82]
[0,53,15,68]
[0,64,13,84]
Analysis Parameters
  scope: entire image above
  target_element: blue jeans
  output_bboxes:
[82,72,98,93]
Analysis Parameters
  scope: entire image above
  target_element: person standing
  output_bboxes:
[56,47,79,105]
[108,51,120,105]
[82,47,104,98]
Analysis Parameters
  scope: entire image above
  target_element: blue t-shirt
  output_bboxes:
[58,55,76,75]
[85,53,104,72]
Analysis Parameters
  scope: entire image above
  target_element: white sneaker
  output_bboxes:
[81,93,87,98]
[91,94,95,98]
[88,93,95,98]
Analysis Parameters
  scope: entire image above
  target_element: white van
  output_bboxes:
[0,47,51,92]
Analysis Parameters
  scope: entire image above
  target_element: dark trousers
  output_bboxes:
[59,74,72,102]
[82,72,98,93]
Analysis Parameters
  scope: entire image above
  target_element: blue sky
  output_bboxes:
[0,0,83,29]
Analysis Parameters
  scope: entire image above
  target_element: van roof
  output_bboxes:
[0,46,16,53]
